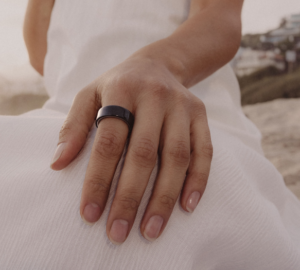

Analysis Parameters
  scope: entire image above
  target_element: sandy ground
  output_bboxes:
[0,94,48,115]
[243,98,300,200]
[0,93,299,200]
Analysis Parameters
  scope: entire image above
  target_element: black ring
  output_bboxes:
[95,105,135,134]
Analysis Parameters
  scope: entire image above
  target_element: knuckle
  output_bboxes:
[75,88,88,99]
[131,137,157,168]
[95,130,123,159]
[73,89,86,103]
[203,129,212,142]
[104,75,135,101]
[189,171,209,187]
[117,74,134,88]
[59,88,98,143]
[59,121,73,141]
[90,88,101,113]
[159,194,176,211]
[59,118,89,143]
[76,86,99,110]
[167,140,190,167]
[201,142,214,159]
[87,177,111,197]
[194,100,207,118]
[118,195,139,211]
[114,75,135,95]
[150,81,171,100]
[174,90,190,106]
[194,98,204,107]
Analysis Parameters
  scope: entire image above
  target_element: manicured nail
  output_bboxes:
[51,143,66,165]
[144,215,164,241]
[109,219,129,245]
[186,191,201,213]
[82,203,101,225]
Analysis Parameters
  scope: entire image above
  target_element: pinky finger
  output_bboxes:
[180,118,213,213]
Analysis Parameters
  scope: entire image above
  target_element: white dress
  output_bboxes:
[1,0,300,269]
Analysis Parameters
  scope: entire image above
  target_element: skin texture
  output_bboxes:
[24,0,244,244]
[23,0,55,75]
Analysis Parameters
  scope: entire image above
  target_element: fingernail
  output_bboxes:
[82,203,101,225]
[144,215,164,241]
[109,219,129,245]
[51,143,66,165]
[186,191,201,213]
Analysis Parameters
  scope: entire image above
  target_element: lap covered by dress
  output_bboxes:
[0,107,300,270]
[1,0,300,268]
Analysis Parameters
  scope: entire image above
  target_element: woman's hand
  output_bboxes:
[50,52,213,244]
[50,0,243,244]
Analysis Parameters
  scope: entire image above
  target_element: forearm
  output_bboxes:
[23,0,55,75]
[132,0,243,88]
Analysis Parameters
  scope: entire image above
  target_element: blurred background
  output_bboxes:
[0,0,299,199]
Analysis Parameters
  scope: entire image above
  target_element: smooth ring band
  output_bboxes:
[95,105,135,134]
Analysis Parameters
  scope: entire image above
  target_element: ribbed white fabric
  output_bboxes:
[0,0,300,269]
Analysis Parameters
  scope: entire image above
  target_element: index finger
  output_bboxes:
[50,85,100,171]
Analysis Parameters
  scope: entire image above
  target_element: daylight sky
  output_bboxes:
[242,0,300,34]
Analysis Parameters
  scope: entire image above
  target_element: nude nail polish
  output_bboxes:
[109,219,129,245]
[186,191,201,213]
[144,215,164,241]
[82,203,101,225]
[51,143,66,165]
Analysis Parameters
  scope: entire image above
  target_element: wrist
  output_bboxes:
[130,38,190,87]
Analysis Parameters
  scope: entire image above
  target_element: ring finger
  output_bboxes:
[106,101,165,244]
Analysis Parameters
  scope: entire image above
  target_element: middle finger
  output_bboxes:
[106,102,164,244]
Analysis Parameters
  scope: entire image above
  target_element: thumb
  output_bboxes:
[50,84,100,170]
